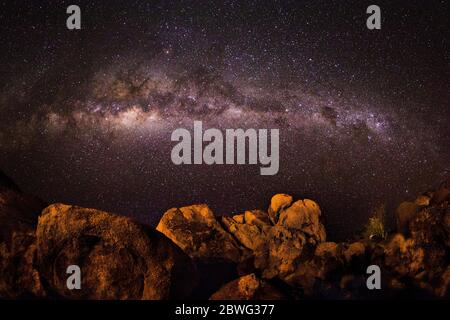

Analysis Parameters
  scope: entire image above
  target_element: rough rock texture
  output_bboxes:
[281,240,369,298]
[268,194,293,224]
[343,242,366,264]
[157,204,243,263]
[0,174,47,298]
[222,210,271,251]
[224,195,327,283]
[277,199,326,243]
[244,209,272,227]
[255,196,326,280]
[212,182,449,300]
[156,205,247,299]
[254,225,309,279]
[0,231,46,298]
[382,234,425,277]
[1,170,449,300]
[369,184,450,298]
[281,241,340,295]
[209,273,285,300]
[36,204,197,300]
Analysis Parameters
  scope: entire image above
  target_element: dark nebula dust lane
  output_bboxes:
[0,0,449,239]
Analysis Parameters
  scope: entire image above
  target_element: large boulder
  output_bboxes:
[209,273,285,300]
[0,231,46,298]
[410,206,448,247]
[254,225,310,279]
[36,204,197,300]
[221,196,327,283]
[244,209,272,227]
[253,196,326,280]
[370,191,449,298]
[221,210,271,251]
[408,206,448,281]
[369,232,447,297]
[0,173,47,299]
[282,241,341,295]
[222,219,268,251]
[382,234,425,278]
[277,199,326,243]
[342,242,366,265]
[279,240,370,299]
[156,204,243,263]
[268,194,293,224]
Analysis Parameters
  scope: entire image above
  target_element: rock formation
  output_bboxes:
[37,204,197,299]
[0,171,47,298]
[156,204,243,263]
[0,170,448,300]
[209,273,285,300]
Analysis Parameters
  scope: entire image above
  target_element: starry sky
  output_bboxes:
[0,0,449,239]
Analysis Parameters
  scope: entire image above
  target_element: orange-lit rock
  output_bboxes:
[0,173,46,299]
[210,273,285,300]
[277,199,326,243]
[254,225,309,279]
[222,216,269,251]
[383,234,424,277]
[157,204,243,263]
[1,169,449,300]
[36,204,197,300]
[0,231,46,298]
[268,194,293,224]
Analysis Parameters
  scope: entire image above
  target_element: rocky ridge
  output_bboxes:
[0,170,448,299]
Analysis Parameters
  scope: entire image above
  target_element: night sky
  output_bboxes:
[1,0,449,239]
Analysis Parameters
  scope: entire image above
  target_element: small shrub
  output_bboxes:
[363,204,388,241]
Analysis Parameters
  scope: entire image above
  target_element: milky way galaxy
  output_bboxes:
[1,0,449,239]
